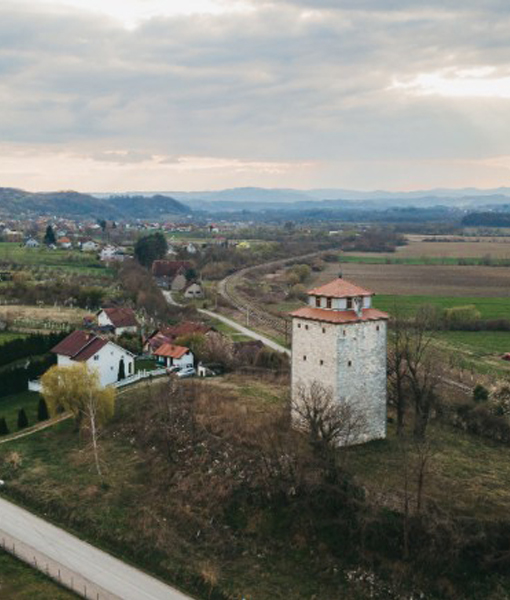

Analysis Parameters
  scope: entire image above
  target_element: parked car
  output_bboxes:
[176,366,196,379]
[166,365,182,374]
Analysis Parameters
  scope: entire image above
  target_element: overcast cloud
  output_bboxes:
[0,0,509,192]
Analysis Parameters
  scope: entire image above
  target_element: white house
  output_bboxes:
[81,241,99,252]
[100,245,125,262]
[183,282,204,299]
[51,330,135,387]
[290,276,389,446]
[25,238,40,248]
[97,307,139,335]
[153,343,194,369]
[186,242,198,254]
[57,237,72,249]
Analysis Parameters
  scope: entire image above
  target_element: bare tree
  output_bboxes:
[387,311,410,436]
[292,381,367,458]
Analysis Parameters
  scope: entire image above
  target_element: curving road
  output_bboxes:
[0,496,193,600]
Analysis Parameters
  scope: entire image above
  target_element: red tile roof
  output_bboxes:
[308,278,374,298]
[151,260,192,278]
[167,321,211,339]
[51,330,108,361]
[154,343,190,359]
[100,307,138,328]
[291,306,388,325]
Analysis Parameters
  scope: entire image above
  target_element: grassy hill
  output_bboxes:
[0,188,190,219]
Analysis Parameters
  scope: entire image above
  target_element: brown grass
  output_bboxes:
[0,305,88,323]
[315,262,510,296]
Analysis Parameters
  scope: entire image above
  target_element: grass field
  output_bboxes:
[0,551,76,599]
[374,295,510,320]
[0,305,88,325]
[0,392,42,433]
[0,332,27,345]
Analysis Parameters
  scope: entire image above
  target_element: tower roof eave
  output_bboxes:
[290,306,389,325]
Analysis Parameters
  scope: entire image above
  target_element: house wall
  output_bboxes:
[184,284,203,298]
[87,343,135,387]
[171,274,187,291]
[97,311,112,328]
[158,352,194,369]
[291,316,387,445]
[308,296,371,310]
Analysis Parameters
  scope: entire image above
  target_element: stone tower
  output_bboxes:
[290,276,389,445]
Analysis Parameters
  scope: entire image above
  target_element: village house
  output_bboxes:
[151,260,192,289]
[28,330,136,390]
[100,245,125,262]
[144,321,213,355]
[24,238,40,248]
[81,240,99,252]
[290,276,389,446]
[183,282,204,299]
[57,236,72,249]
[153,343,194,370]
[97,307,139,336]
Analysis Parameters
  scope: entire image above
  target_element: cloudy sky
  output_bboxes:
[1,0,510,192]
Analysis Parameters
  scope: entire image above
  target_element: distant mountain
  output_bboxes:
[0,188,190,219]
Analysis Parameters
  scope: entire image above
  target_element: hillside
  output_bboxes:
[0,188,190,219]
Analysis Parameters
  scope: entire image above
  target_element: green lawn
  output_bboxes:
[135,357,159,372]
[0,551,76,599]
[0,392,42,433]
[340,254,510,266]
[436,331,510,357]
[375,294,510,320]
[0,332,27,345]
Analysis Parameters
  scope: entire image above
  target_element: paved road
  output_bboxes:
[198,309,290,356]
[0,496,193,600]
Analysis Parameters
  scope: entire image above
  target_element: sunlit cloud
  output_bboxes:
[391,67,510,99]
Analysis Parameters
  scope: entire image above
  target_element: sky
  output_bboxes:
[1,0,510,193]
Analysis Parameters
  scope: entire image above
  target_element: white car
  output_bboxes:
[176,366,196,379]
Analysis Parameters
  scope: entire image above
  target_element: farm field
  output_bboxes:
[0,332,27,345]
[314,261,510,297]
[0,305,88,325]
[436,331,510,359]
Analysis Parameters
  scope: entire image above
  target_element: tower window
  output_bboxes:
[376,325,380,331]
[322,327,326,334]
[315,297,321,307]
[343,330,346,336]
[320,359,324,366]
[303,355,307,361]
[326,297,332,309]
[348,360,352,367]
[305,324,309,330]
[297,323,301,328]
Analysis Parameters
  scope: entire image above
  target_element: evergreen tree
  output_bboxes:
[134,232,168,268]
[37,397,49,421]
[117,359,126,381]
[43,225,56,246]
[17,408,28,430]
[0,417,9,436]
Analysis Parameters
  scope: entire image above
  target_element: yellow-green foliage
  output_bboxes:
[41,363,115,425]
[444,305,481,327]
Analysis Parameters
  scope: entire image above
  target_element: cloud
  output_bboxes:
[1,1,510,190]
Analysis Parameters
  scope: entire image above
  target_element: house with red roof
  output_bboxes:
[143,322,213,355]
[51,330,136,387]
[97,307,139,335]
[153,343,194,370]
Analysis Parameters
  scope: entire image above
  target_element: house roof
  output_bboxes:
[99,307,138,328]
[290,306,389,325]
[151,260,192,278]
[166,321,211,339]
[154,343,190,359]
[58,237,71,244]
[51,330,108,361]
[307,278,374,298]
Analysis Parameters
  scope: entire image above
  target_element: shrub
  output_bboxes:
[37,397,49,421]
[17,409,28,430]
[473,384,489,404]
[0,418,9,436]
[287,284,307,302]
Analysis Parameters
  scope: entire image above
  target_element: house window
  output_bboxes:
[303,355,307,361]
[128,362,132,374]
[94,355,99,361]
[326,298,332,309]
[346,298,353,309]
[315,297,321,308]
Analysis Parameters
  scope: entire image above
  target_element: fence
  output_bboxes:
[112,367,167,389]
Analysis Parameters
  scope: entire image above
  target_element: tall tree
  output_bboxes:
[37,397,49,421]
[43,225,56,246]
[41,364,115,476]
[17,408,28,430]
[134,232,168,268]
[0,417,9,436]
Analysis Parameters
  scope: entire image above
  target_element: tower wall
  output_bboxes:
[291,317,387,445]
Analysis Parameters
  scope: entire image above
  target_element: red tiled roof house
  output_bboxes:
[51,330,136,387]
[97,307,139,335]
[153,343,194,370]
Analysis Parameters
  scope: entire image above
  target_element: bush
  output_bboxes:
[473,384,489,404]
[287,284,307,302]
[452,403,510,444]
[17,408,28,430]
[0,418,9,436]
[37,397,49,421]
